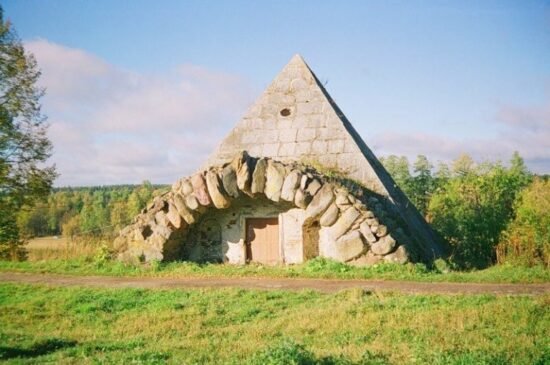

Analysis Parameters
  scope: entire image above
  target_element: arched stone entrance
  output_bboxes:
[114,151,414,266]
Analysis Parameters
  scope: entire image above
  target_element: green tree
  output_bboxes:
[497,177,548,267]
[428,153,531,268]
[434,162,451,189]
[409,155,435,216]
[109,200,129,231]
[380,155,412,195]
[452,154,475,176]
[61,214,80,239]
[0,7,56,259]
[16,202,49,237]
[381,155,438,217]
[127,181,154,217]
[79,191,109,235]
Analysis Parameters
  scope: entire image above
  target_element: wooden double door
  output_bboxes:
[245,217,280,265]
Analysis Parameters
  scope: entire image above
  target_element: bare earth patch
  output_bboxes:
[0,272,548,295]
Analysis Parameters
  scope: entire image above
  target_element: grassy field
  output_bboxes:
[0,283,548,364]
[1,236,548,284]
[1,238,548,363]
[1,256,549,284]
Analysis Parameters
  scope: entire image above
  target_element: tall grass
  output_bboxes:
[25,236,101,262]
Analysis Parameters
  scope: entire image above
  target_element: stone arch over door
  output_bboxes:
[114,151,416,266]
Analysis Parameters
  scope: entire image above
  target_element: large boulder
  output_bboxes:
[154,210,170,227]
[251,158,267,194]
[305,184,334,219]
[294,188,311,209]
[306,178,322,196]
[375,224,388,237]
[184,194,200,211]
[280,170,301,202]
[335,192,351,211]
[205,170,231,209]
[322,230,365,262]
[359,221,377,243]
[180,179,193,195]
[222,165,239,198]
[319,203,339,227]
[370,234,396,255]
[233,151,254,194]
[173,194,195,224]
[166,202,183,229]
[383,245,409,264]
[264,160,286,202]
[327,207,360,240]
[191,173,211,206]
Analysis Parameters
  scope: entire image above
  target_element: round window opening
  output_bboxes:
[280,108,291,117]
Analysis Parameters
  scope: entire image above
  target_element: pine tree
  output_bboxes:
[409,155,435,216]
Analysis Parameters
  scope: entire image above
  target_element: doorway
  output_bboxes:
[245,217,280,265]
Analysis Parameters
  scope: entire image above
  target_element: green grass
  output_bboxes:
[0,283,548,364]
[0,257,548,283]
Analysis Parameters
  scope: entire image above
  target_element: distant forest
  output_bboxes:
[16,153,549,268]
[17,182,169,239]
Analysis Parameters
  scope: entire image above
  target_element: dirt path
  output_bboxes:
[0,272,548,295]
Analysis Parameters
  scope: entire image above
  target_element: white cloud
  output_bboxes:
[25,38,550,185]
[371,97,550,173]
[26,39,255,186]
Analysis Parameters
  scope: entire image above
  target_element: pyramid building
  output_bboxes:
[114,55,446,265]
[206,55,445,257]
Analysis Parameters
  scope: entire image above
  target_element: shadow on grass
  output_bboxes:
[0,338,77,360]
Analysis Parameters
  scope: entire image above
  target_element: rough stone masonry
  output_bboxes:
[114,152,413,265]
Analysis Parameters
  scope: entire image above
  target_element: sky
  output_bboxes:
[3,0,550,186]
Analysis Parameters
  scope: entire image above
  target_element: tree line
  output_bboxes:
[16,182,168,239]
[380,152,548,268]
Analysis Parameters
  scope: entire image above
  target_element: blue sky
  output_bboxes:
[3,0,550,185]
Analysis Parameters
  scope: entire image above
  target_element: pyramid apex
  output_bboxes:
[287,53,309,67]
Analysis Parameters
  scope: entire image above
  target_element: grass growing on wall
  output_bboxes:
[0,283,548,364]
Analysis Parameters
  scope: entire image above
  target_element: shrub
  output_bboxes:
[497,178,550,267]
[94,243,114,266]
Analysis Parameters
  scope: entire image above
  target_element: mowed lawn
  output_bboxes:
[0,283,548,364]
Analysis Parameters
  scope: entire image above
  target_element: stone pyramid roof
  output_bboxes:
[207,54,446,258]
